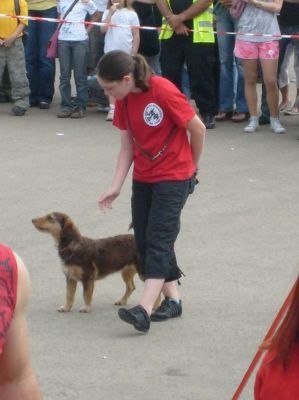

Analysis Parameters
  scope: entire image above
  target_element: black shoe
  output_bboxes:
[118,305,150,333]
[151,297,182,322]
[38,101,50,109]
[259,114,270,125]
[202,114,215,129]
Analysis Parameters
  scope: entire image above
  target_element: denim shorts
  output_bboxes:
[131,179,193,281]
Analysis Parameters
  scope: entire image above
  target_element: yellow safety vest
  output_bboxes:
[160,0,215,43]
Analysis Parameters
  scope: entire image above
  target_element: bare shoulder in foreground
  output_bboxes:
[0,246,42,400]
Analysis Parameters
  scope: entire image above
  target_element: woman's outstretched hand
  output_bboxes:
[98,187,120,211]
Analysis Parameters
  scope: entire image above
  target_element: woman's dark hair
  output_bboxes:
[96,50,152,91]
[262,275,299,368]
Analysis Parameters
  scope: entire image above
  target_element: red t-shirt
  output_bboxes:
[0,244,18,354]
[113,75,196,183]
[254,344,299,400]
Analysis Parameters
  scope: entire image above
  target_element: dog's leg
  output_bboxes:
[80,279,94,313]
[115,265,136,305]
[58,278,77,312]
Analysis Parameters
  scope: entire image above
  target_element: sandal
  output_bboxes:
[215,111,233,121]
[231,112,249,123]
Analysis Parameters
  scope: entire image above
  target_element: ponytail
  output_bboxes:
[96,50,152,91]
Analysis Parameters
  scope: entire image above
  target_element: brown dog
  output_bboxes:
[32,212,143,313]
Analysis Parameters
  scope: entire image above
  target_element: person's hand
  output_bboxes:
[3,35,17,48]
[219,0,233,8]
[166,14,184,29]
[174,23,189,35]
[0,39,4,47]
[109,3,118,13]
[98,187,120,212]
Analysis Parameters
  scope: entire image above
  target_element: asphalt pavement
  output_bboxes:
[0,84,298,400]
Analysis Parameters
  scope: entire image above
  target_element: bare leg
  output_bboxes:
[242,59,258,117]
[260,58,279,117]
[162,281,180,301]
[139,278,164,315]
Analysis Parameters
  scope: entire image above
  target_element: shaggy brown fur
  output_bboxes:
[32,212,143,313]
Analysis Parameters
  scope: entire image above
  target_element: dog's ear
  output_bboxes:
[51,212,68,230]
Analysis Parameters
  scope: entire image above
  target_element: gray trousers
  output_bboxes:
[0,38,30,109]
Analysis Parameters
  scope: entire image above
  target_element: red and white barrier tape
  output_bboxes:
[0,13,299,40]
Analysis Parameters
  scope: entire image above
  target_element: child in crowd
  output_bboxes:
[57,0,99,119]
[101,0,140,121]
[0,0,30,116]
[234,0,286,134]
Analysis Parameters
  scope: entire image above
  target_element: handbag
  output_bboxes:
[47,29,60,59]
[229,0,247,19]
[46,0,80,59]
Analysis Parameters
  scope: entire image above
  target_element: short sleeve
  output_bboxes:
[131,11,140,27]
[156,79,196,128]
[19,0,29,25]
[86,0,98,15]
[113,100,128,131]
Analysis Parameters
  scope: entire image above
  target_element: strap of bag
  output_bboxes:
[123,98,177,161]
[58,0,80,30]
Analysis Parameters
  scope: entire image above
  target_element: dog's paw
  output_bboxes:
[79,305,92,313]
[57,305,72,312]
[114,299,126,306]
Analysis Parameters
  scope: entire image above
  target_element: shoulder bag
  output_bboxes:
[47,0,80,59]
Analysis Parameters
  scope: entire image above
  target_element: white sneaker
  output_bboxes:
[244,117,259,133]
[106,108,114,121]
[270,116,286,134]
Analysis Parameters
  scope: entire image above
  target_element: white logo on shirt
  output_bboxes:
[143,103,163,126]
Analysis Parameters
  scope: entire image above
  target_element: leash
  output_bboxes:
[231,279,297,400]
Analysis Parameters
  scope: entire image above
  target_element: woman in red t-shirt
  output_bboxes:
[254,274,299,399]
[97,50,205,333]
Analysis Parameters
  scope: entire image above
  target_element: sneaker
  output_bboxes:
[244,117,259,133]
[106,108,114,121]
[11,105,26,116]
[270,116,286,134]
[118,305,150,333]
[70,107,85,119]
[151,297,182,322]
[57,110,72,118]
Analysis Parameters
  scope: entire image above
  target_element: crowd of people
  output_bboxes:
[1,1,299,397]
[0,0,298,131]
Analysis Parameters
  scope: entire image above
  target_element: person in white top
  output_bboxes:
[101,0,140,120]
[57,0,99,118]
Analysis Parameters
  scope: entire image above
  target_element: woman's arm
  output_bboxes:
[187,115,206,168]
[99,130,134,211]
[87,10,100,33]
[101,5,117,33]
[249,0,283,13]
[131,27,140,55]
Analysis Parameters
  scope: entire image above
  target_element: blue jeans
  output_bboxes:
[278,24,299,80]
[215,6,248,113]
[58,40,89,111]
[25,7,58,105]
